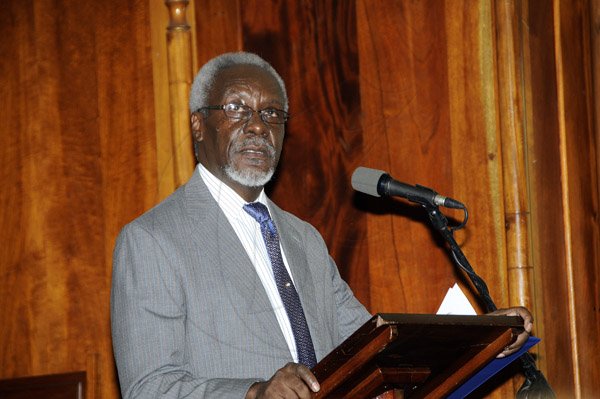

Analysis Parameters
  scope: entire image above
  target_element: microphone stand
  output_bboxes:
[423,203,555,398]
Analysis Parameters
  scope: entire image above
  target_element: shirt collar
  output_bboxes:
[197,163,269,215]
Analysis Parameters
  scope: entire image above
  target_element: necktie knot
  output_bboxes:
[243,202,276,235]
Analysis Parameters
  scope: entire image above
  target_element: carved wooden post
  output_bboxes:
[165,0,195,187]
[494,1,533,311]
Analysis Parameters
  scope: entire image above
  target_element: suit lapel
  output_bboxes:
[182,172,287,348]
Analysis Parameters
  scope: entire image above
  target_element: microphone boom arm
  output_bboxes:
[423,202,555,398]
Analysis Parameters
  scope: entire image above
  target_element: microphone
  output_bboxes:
[351,167,465,209]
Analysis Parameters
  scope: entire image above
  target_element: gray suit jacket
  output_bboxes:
[111,171,371,398]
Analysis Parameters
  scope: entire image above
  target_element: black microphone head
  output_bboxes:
[351,167,386,197]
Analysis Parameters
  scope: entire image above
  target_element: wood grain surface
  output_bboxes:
[0,1,598,398]
[548,1,600,397]
[0,0,157,398]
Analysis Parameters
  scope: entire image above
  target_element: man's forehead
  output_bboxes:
[210,64,283,99]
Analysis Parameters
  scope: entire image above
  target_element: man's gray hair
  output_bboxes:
[189,52,288,113]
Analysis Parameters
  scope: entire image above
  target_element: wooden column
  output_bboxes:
[494,0,533,311]
[494,3,537,393]
[165,0,195,188]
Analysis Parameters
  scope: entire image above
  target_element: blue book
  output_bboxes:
[447,336,541,398]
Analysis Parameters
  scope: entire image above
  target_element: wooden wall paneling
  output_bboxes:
[86,353,99,399]
[0,0,31,376]
[440,3,521,396]
[0,0,36,377]
[520,0,571,393]
[97,0,158,395]
[193,0,241,64]
[594,0,600,213]
[0,0,108,378]
[0,0,158,398]
[443,2,511,314]
[357,0,454,314]
[553,0,600,397]
[357,0,509,318]
[518,0,549,384]
[524,0,600,396]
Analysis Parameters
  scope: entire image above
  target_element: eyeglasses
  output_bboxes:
[198,103,289,125]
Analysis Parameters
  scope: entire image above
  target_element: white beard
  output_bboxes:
[224,164,274,187]
[224,136,277,187]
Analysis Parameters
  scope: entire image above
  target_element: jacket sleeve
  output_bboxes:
[328,253,372,342]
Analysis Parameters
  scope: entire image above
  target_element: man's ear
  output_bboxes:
[191,112,204,142]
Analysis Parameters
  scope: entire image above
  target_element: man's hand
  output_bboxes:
[489,306,533,358]
[246,363,320,399]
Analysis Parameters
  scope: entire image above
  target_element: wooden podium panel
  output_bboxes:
[312,314,523,398]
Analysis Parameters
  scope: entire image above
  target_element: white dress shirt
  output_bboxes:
[198,164,299,362]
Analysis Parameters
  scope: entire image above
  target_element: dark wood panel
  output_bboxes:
[193,0,240,65]
[523,0,575,395]
[0,372,85,399]
[554,1,600,397]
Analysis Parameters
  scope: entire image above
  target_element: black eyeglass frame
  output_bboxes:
[197,103,289,125]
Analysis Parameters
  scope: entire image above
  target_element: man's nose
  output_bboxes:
[244,110,269,136]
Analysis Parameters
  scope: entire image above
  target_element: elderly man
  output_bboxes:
[111,52,532,399]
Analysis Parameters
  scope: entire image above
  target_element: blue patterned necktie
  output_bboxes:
[243,202,317,369]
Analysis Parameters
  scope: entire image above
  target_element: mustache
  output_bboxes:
[230,136,276,158]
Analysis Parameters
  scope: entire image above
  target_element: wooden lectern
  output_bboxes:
[311,314,524,398]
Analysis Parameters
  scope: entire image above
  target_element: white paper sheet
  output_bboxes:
[436,283,477,315]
